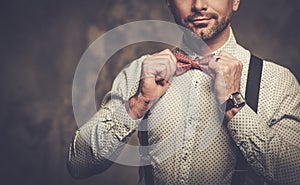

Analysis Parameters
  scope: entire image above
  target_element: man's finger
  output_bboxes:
[200,65,215,78]
[208,58,222,74]
[215,51,235,60]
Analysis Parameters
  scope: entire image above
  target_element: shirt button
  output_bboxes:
[194,80,199,88]
[270,119,277,125]
[231,130,237,136]
[242,142,248,149]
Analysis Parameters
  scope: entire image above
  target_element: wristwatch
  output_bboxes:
[221,92,246,112]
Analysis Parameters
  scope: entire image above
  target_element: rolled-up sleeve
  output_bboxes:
[66,56,146,178]
[227,68,300,184]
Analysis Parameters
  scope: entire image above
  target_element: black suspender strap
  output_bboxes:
[138,113,155,185]
[230,55,264,185]
[245,55,263,113]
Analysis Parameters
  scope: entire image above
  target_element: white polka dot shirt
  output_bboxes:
[67,29,300,185]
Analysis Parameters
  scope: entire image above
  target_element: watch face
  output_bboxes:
[232,92,246,107]
[224,92,246,111]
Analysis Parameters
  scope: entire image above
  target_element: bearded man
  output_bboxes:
[67,0,300,184]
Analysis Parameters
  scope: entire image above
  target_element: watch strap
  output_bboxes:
[221,92,245,112]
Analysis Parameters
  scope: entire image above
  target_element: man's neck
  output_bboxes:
[205,26,231,52]
[182,25,231,55]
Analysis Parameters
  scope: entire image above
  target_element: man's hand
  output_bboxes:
[128,49,177,119]
[204,51,244,120]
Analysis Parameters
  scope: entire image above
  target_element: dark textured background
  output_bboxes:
[0,0,299,185]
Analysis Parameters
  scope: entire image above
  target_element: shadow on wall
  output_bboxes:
[0,0,298,185]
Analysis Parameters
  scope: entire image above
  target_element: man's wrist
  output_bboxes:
[225,107,243,121]
[127,93,153,119]
[219,91,246,122]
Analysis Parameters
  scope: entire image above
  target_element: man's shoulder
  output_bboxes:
[236,41,295,82]
[237,41,299,91]
[262,59,294,79]
[260,59,299,91]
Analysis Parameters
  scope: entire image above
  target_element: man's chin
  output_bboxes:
[191,28,212,40]
[181,24,214,41]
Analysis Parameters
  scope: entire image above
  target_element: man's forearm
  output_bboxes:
[128,93,154,119]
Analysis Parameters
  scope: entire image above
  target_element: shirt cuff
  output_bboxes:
[227,105,272,145]
[112,102,142,141]
[226,105,275,177]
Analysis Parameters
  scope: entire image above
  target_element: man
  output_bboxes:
[67,0,300,184]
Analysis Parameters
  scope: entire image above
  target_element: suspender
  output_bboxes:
[245,55,263,113]
[139,113,155,185]
[139,55,264,185]
[230,55,264,185]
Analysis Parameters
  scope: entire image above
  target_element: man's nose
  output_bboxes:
[192,0,208,12]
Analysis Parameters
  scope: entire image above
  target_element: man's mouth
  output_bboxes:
[192,17,211,25]
[187,13,217,27]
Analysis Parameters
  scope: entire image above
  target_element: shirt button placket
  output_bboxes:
[178,73,199,185]
[179,118,196,184]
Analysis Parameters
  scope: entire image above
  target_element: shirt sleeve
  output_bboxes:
[66,56,146,178]
[227,68,300,184]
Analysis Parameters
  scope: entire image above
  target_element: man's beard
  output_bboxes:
[184,13,232,41]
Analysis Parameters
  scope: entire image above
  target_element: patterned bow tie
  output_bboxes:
[173,48,214,76]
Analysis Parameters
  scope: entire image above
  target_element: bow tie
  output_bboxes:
[173,48,214,76]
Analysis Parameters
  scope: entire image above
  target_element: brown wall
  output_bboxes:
[0,0,299,185]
